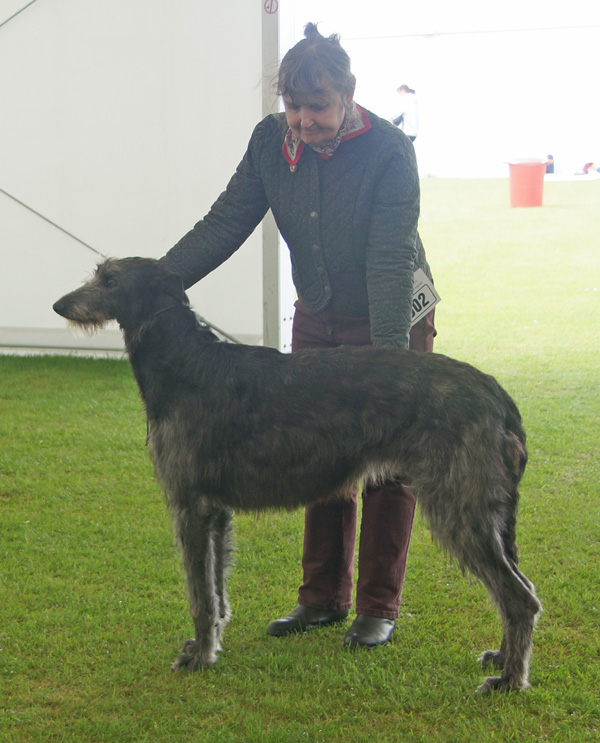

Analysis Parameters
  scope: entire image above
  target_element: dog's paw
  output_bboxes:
[476,676,507,694]
[476,675,529,694]
[478,649,505,669]
[170,639,218,672]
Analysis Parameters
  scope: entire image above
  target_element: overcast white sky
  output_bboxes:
[290,1,599,37]
[285,2,600,176]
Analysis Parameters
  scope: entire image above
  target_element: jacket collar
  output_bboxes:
[282,103,371,168]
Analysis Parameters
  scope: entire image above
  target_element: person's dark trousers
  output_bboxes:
[292,301,436,619]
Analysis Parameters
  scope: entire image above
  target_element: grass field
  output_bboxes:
[1,178,599,741]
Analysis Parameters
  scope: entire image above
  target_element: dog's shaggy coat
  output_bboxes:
[53,257,542,693]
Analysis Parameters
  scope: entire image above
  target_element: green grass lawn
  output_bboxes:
[1,178,599,741]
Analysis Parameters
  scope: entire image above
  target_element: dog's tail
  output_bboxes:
[500,394,528,566]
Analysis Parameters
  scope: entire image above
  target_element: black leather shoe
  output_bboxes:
[343,614,395,648]
[267,605,349,637]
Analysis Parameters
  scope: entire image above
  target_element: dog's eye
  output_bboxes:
[102,275,117,288]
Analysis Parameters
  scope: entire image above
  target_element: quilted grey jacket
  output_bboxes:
[161,108,430,348]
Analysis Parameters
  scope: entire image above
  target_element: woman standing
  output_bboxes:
[161,24,435,649]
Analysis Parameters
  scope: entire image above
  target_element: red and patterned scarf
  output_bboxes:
[282,103,371,169]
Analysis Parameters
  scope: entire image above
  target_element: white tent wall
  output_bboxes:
[0,0,281,352]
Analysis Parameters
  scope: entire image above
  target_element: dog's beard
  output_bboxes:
[65,314,113,335]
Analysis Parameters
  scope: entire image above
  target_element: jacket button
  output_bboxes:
[310,211,318,218]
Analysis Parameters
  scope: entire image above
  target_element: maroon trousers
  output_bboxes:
[292,301,436,619]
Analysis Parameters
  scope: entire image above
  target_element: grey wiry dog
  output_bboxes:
[53,257,542,693]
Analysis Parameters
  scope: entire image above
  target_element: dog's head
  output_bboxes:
[52,257,187,331]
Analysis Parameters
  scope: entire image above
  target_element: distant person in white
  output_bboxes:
[392,84,418,142]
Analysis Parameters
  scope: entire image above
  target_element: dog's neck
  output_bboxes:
[151,303,182,318]
[122,303,220,417]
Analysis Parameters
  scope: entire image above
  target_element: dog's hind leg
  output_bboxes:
[170,499,221,671]
[477,529,537,674]
[423,485,541,692]
[465,535,541,693]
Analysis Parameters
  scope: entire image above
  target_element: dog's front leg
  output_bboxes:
[212,507,233,650]
[170,500,220,671]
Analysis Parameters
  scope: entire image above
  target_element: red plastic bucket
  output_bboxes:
[507,159,547,207]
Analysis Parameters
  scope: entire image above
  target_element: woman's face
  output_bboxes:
[282,84,353,146]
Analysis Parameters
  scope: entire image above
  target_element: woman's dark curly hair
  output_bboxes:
[276,23,356,100]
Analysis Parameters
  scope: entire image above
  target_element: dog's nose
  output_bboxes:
[53,298,68,317]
